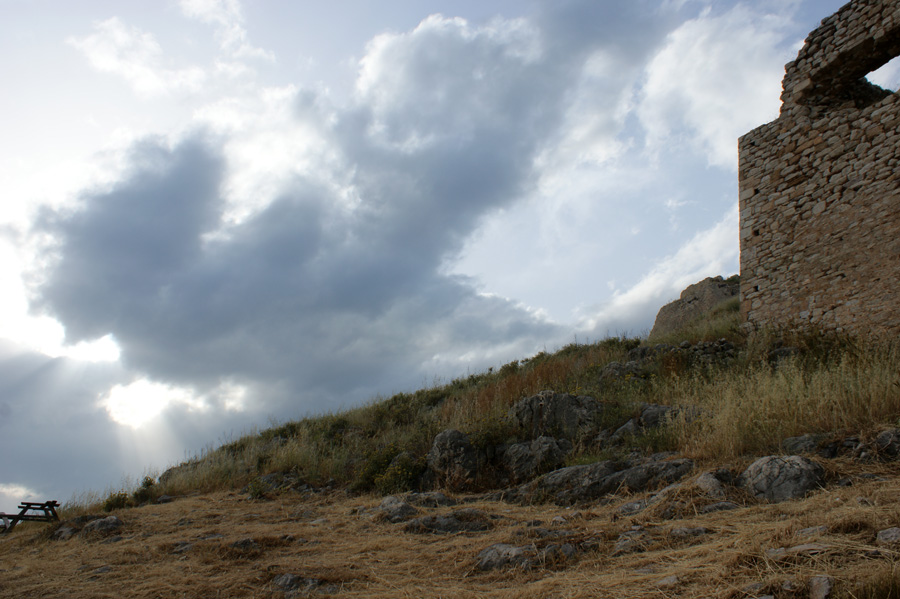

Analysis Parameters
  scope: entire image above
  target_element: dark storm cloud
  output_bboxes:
[28,1,685,416]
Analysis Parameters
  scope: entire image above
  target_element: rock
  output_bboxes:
[699,501,740,514]
[694,469,732,499]
[648,276,739,340]
[876,527,900,545]
[272,573,321,593]
[50,526,78,541]
[501,436,572,483]
[155,495,176,504]
[508,391,605,441]
[404,508,493,534]
[797,525,828,538]
[230,538,260,552]
[404,492,456,507]
[874,428,900,459]
[377,496,419,523]
[670,527,711,538]
[809,575,834,599]
[476,543,533,571]
[765,543,828,560]
[657,575,679,588]
[738,456,824,502]
[537,542,577,565]
[613,529,650,556]
[81,516,123,537]
[781,434,827,455]
[518,457,694,505]
[608,419,639,444]
[640,405,674,429]
[426,429,480,489]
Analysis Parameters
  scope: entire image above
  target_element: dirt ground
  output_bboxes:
[1,461,899,599]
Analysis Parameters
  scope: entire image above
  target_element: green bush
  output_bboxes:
[103,491,130,512]
[131,476,157,505]
[374,453,425,495]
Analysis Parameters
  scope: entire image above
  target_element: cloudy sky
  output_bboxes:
[4,0,894,511]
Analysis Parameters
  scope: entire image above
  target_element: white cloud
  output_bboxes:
[638,5,795,169]
[0,483,42,513]
[180,0,274,61]
[68,18,206,96]
[579,203,739,333]
[355,14,542,149]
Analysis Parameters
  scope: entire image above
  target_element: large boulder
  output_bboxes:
[500,436,572,484]
[508,391,605,441]
[649,276,739,340]
[516,456,694,505]
[426,430,480,489]
[738,455,824,502]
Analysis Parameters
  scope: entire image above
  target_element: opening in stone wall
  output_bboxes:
[866,55,900,92]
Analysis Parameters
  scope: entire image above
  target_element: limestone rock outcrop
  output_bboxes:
[649,276,738,340]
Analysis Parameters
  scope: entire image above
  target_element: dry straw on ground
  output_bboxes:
[2,460,900,598]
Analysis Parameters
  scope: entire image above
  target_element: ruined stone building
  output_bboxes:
[739,0,900,334]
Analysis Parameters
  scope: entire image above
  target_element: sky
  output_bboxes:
[2,0,896,512]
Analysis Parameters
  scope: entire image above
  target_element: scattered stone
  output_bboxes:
[781,434,828,455]
[404,492,456,507]
[765,543,829,560]
[230,538,260,552]
[476,543,533,571]
[657,575,679,588]
[809,575,835,599]
[272,573,321,593]
[694,469,731,498]
[876,527,900,546]
[797,525,828,538]
[404,509,494,534]
[699,501,740,514]
[51,526,78,541]
[613,529,650,556]
[670,527,710,538]
[874,429,900,459]
[617,499,648,516]
[739,456,824,502]
[81,516,124,537]
[376,496,419,523]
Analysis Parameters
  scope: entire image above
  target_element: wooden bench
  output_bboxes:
[0,501,60,534]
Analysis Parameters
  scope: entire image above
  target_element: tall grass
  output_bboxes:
[84,301,900,507]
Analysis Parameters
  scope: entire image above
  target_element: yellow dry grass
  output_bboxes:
[2,460,900,598]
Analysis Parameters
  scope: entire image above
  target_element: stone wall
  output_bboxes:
[739,0,900,334]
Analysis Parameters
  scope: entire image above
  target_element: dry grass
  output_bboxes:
[3,460,900,598]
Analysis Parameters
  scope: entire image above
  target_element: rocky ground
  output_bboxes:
[2,449,900,598]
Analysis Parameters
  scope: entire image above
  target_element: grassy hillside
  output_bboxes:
[4,295,900,599]
[90,295,900,508]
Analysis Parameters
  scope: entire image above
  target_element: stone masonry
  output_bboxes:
[739,0,900,334]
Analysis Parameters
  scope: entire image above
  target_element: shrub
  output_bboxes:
[131,476,157,505]
[103,491,130,512]
[374,453,425,495]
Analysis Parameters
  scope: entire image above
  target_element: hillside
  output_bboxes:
[3,292,900,598]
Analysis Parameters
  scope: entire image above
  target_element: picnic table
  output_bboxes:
[0,500,60,534]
